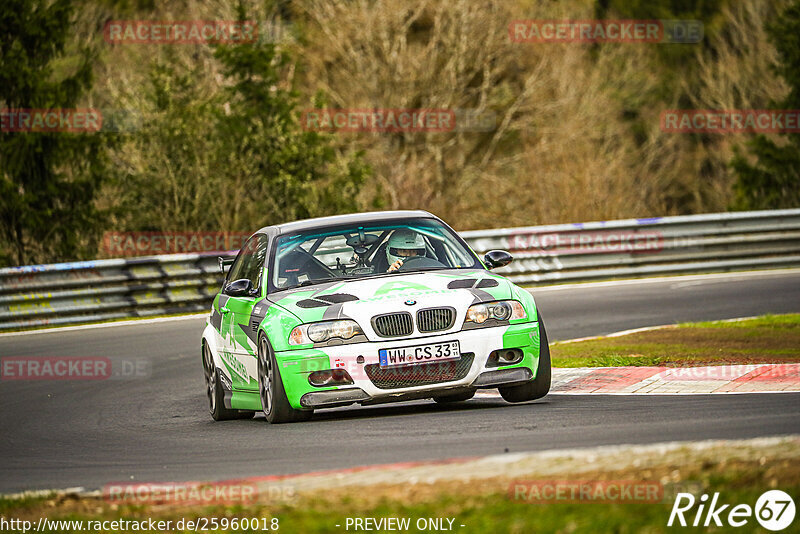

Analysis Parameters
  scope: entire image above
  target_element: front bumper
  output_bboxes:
[275,322,541,410]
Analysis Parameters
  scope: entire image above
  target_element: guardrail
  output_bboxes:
[1,209,799,331]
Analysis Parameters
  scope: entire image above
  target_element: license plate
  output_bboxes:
[379,340,461,368]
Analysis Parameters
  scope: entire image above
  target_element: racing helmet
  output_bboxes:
[386,229,426,266]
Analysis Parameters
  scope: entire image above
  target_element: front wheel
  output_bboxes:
[258,335,313,424]
[499,313,551,403]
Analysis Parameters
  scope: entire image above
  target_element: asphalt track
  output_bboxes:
[1,269,800,493]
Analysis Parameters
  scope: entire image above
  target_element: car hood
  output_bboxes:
[267,269,514,336]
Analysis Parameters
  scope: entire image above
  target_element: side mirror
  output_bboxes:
[483,250,513,270]
[224,278,254,297]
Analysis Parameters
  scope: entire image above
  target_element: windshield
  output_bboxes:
[270,218,482,291]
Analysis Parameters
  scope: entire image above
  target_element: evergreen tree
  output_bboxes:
[0,0,111,266]
[213,26,369,225]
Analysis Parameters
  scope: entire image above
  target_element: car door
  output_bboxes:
[215,238,251,390]
[223,233,268,391]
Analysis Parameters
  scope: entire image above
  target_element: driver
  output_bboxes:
[386,229,427,272]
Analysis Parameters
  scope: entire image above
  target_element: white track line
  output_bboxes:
[529,267,800,292]
[475,390,798,397]
[0,313,208,337]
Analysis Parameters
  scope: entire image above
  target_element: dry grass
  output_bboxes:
[684,0,792,212]
[292,0,787,230]
[70,0,789,236]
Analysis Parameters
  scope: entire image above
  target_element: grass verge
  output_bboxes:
[551,314,800,368]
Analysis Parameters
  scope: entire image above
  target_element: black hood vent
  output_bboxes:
[296,293,359,308]
[447,278,499,289]
[447,279,477,289]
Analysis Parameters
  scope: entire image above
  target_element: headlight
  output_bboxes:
[465,300,526,325]
[289,320,364,345]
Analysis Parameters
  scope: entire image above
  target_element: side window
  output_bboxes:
[243,235,269,290]
[227,234,268,289]
[227,237,257,283]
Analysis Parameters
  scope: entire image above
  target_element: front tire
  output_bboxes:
[499,313,551,403]
[258,335,313,424]
[203,343,254,421]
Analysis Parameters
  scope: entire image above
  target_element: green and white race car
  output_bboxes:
[201,210,550,423]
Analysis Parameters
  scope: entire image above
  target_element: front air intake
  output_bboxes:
[365,353,475,389]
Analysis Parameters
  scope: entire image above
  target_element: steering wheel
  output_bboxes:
[396,255,447,271]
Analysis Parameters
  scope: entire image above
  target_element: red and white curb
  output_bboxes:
[476,364,800,396]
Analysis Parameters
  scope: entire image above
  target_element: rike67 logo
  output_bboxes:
[668,490,795,531]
